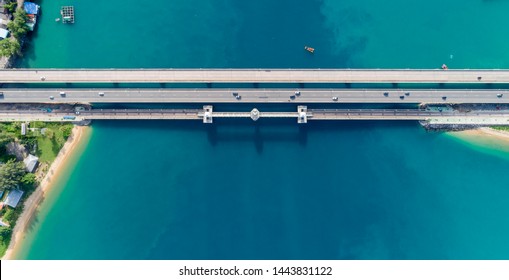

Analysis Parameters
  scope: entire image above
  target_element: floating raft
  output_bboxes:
[60,6,75,23]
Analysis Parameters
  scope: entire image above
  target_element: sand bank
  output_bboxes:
[2,126,88,260]
[452,127,509,144]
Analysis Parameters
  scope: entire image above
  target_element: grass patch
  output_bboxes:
[30,123,73,163]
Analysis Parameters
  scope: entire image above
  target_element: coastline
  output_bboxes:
[1,125,88,260]
[452,127,509,144]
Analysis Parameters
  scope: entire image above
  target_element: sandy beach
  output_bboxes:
[2,125,88,260]
[452,127,509,144]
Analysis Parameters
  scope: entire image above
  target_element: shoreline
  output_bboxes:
[477,127,509,141]
[451,127,509,144]
[2,125,88,260]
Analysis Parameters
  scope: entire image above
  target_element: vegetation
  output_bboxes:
[0,206,22,256]
[0,122,74,257]
[4,1,17,13]
[0,159,26,192]
[30,123,74,162]
[6,8,29,39]
[0,39,21,57]
[491,126,509,132]
[0,227,13,255]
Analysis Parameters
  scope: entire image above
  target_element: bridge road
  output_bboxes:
[1,108,509,125]
[0,88,508,103]
[2,69,509,83]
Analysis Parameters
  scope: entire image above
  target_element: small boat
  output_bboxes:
[304,46,315,53]
[441,64,448,70]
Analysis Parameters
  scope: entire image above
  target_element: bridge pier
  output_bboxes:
[203,105,213,123]
[298,106,308,123]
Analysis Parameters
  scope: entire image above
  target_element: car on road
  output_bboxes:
[383,92,389,97]
[232,92,238,96]
[442,96,447,101]
[399,95,405,99]
[0,92,3,98]
[332,96,338,101]
[235,95,241,100]
[98,92,105,96]
[59,91,66,97]
[405,92,410,96]
[290,95,296,100]
[49,96,54,100]
[295,91,301,96]
[497,93,503,98]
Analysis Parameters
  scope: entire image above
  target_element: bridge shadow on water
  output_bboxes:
[95,118,421,156]
[205,118,309,154]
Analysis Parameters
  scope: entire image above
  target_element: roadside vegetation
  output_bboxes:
[0,122,73,256]
[491,126,509,132]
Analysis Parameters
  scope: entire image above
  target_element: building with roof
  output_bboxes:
[4,189,24,208]
[24,2,40,31]
[0,27,8,39]
[23,154,39,173]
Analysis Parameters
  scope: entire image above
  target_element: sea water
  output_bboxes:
[13,0,509,259]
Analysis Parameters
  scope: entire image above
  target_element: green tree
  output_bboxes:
[6,8,29,39]
[0,227,12,239]
[20,173,36,187]
[60,125,73,139]
[0,39,21,57]
[4,2,17,13]
[0,159,26,191]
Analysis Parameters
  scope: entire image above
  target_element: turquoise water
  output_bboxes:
[13,0,509,259]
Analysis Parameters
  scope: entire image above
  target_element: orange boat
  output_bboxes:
[304,46,315,53]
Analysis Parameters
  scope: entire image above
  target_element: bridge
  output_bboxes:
[0,88,507,103]
[2,69,509,84]
[1,107,509,125]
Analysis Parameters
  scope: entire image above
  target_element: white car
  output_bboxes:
[98,92,105,96]
[49,96,54,100]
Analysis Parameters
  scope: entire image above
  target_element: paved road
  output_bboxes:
[1,88,508,103]
[1,69,509,83]
[2,108,509,125]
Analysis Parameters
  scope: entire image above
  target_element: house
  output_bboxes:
[23,154,39,173]
[24,2,40,31]
[0,27,8,39]
[21,123,27,135]
[4,189,24,208]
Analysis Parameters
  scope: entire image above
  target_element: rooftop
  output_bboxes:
[4,189,24,208]
[23,154,39,173]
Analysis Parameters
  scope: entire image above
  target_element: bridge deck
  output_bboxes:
[0,88,508,104]
[2,69,509,83]
[1,108,509,125]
